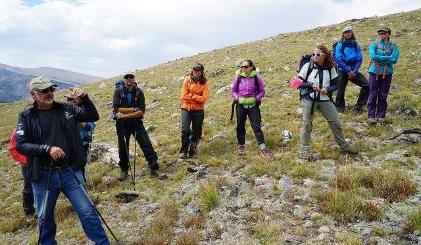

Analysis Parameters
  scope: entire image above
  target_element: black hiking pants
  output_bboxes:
[21,166,35,216]
[180,109,204,154]
[236,104,265,145]
[116,118,159,171]
[335,70,369,110]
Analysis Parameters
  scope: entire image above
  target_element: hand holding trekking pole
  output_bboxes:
[320,88,328,95]
[312,84,321,92]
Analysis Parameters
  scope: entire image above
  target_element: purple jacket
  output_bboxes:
[231,72,266,101]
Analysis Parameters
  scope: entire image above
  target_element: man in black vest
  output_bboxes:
[113,73,161,180]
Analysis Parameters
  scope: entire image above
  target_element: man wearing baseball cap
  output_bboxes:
[16,76,109,244]
[112,72,163,180]
[367,26,400,125]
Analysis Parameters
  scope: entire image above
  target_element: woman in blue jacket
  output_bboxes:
[334,26,369,114]
[367,26,400,125]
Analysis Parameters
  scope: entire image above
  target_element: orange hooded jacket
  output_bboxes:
[180,76,209,111]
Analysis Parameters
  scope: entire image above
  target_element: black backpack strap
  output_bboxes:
[230,100,237,121]
[304,60,314,82]
[300,60,314,100]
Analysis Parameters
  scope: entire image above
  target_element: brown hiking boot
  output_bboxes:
[340,146,359,155]
[118,170,129,181]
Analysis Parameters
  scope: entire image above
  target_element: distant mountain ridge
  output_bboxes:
[0,63,103,103]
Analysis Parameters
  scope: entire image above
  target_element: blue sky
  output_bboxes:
[1,0,420,77]
[23,0,43,6]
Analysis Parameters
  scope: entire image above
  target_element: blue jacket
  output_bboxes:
[78,122,95,146]
[368,40,399,75]
[335,40,363,73]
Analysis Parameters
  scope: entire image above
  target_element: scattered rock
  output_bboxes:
[172,76,185,83]
[146,101,159,110]
[212,134,226,140]
[302,179,314,188]
[319,226,330,233]
[293,205,305,218]
[216,85,231,95]
[304,220,313,228]
[211,68,224,77]
[395,106,417,117]
[145,125,156,133]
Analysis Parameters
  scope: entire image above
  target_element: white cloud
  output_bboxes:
[0,0,419,77]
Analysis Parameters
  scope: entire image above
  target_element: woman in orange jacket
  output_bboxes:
[179,63,209,158]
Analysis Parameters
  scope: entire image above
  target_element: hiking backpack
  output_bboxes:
[8,128,28,166]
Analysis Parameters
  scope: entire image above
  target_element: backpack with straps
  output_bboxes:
[8,128,28,166]
[296,55,334,114]
[370,41,395,80]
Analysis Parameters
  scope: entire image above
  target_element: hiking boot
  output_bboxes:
[378,118,388,125]
[188,142,198,158]
[340,145,359,155]
[353,107,364,116]
[118,170,129,181]
[25,212,37,223]
[237,145,246,155]
[368,118,377,126]
[150,170,168,179]
[260,148,273,158]
[179,152,188,159]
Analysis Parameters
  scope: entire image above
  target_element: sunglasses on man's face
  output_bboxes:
[378,32,387,35]
[36,87,55,94]
[344,30,352,34]
[241,65,250,69]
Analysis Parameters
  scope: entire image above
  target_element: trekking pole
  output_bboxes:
[37,160,54,245]
[67,167,120,244]
[133,130,136,191]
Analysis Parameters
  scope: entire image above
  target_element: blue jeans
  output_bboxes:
[32,168,109,245]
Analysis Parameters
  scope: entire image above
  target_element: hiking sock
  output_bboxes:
[259,143,266,150]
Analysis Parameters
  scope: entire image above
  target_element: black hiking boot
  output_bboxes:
[150,170,168,180]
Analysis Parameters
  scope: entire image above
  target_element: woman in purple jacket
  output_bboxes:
[231,60,273,157]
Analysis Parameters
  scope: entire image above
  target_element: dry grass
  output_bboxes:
[184,215,205,229]
[403,208,421,234]
[175,230,200,245]
[138,202,179,243]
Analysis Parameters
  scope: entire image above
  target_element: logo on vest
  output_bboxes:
[65,112,74,120]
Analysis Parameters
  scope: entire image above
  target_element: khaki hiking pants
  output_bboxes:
[300,100,350,152]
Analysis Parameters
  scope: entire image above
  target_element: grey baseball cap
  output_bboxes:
[29,76,57,91]
[342,26,353,33]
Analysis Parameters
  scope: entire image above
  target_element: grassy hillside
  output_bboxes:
[0,9,420,244]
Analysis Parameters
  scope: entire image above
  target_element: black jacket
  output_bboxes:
[16,96,99,182]
[112,84,145,120]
